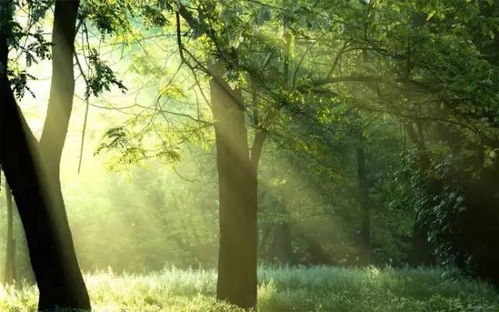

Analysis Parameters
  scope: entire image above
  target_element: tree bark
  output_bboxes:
[40,0,80,173]
[0,1,90,310]
[210,62,257,309]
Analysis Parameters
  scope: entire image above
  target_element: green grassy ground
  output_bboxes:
[0,266,498,311]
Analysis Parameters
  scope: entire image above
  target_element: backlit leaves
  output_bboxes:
[86,49,128,98]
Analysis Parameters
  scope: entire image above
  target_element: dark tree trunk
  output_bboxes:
[0,1,90,310]
[269,220,293,265]
[210,62,258,309]
[0,73,90,312]
[356,141,371,264]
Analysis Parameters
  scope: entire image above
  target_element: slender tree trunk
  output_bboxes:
[356,137,371,264]
[210,62,258,309]
[36,2,90,308]
[0,1,90,310]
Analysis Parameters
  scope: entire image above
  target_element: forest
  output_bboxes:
[0,0,499,311]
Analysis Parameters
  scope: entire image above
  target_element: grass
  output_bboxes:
[0,266,497,311]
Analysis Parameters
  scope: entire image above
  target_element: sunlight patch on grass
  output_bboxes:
[0,266,498,311]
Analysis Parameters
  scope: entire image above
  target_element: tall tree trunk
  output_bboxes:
[0,1,90,310]
[269,219,293,265]
[37,1,90,308]
[210,62,257,309]
[178,5,267,308]
[356,135,371,264]
[3,179,15,284]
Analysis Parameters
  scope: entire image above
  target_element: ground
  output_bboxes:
[0,266,498,311]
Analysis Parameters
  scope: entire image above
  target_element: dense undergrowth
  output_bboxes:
[0,266,497,312]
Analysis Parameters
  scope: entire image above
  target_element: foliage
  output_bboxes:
[85,50,128,98]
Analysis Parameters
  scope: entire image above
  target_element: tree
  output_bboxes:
[208,62,260,308]
[0,1,90,310]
